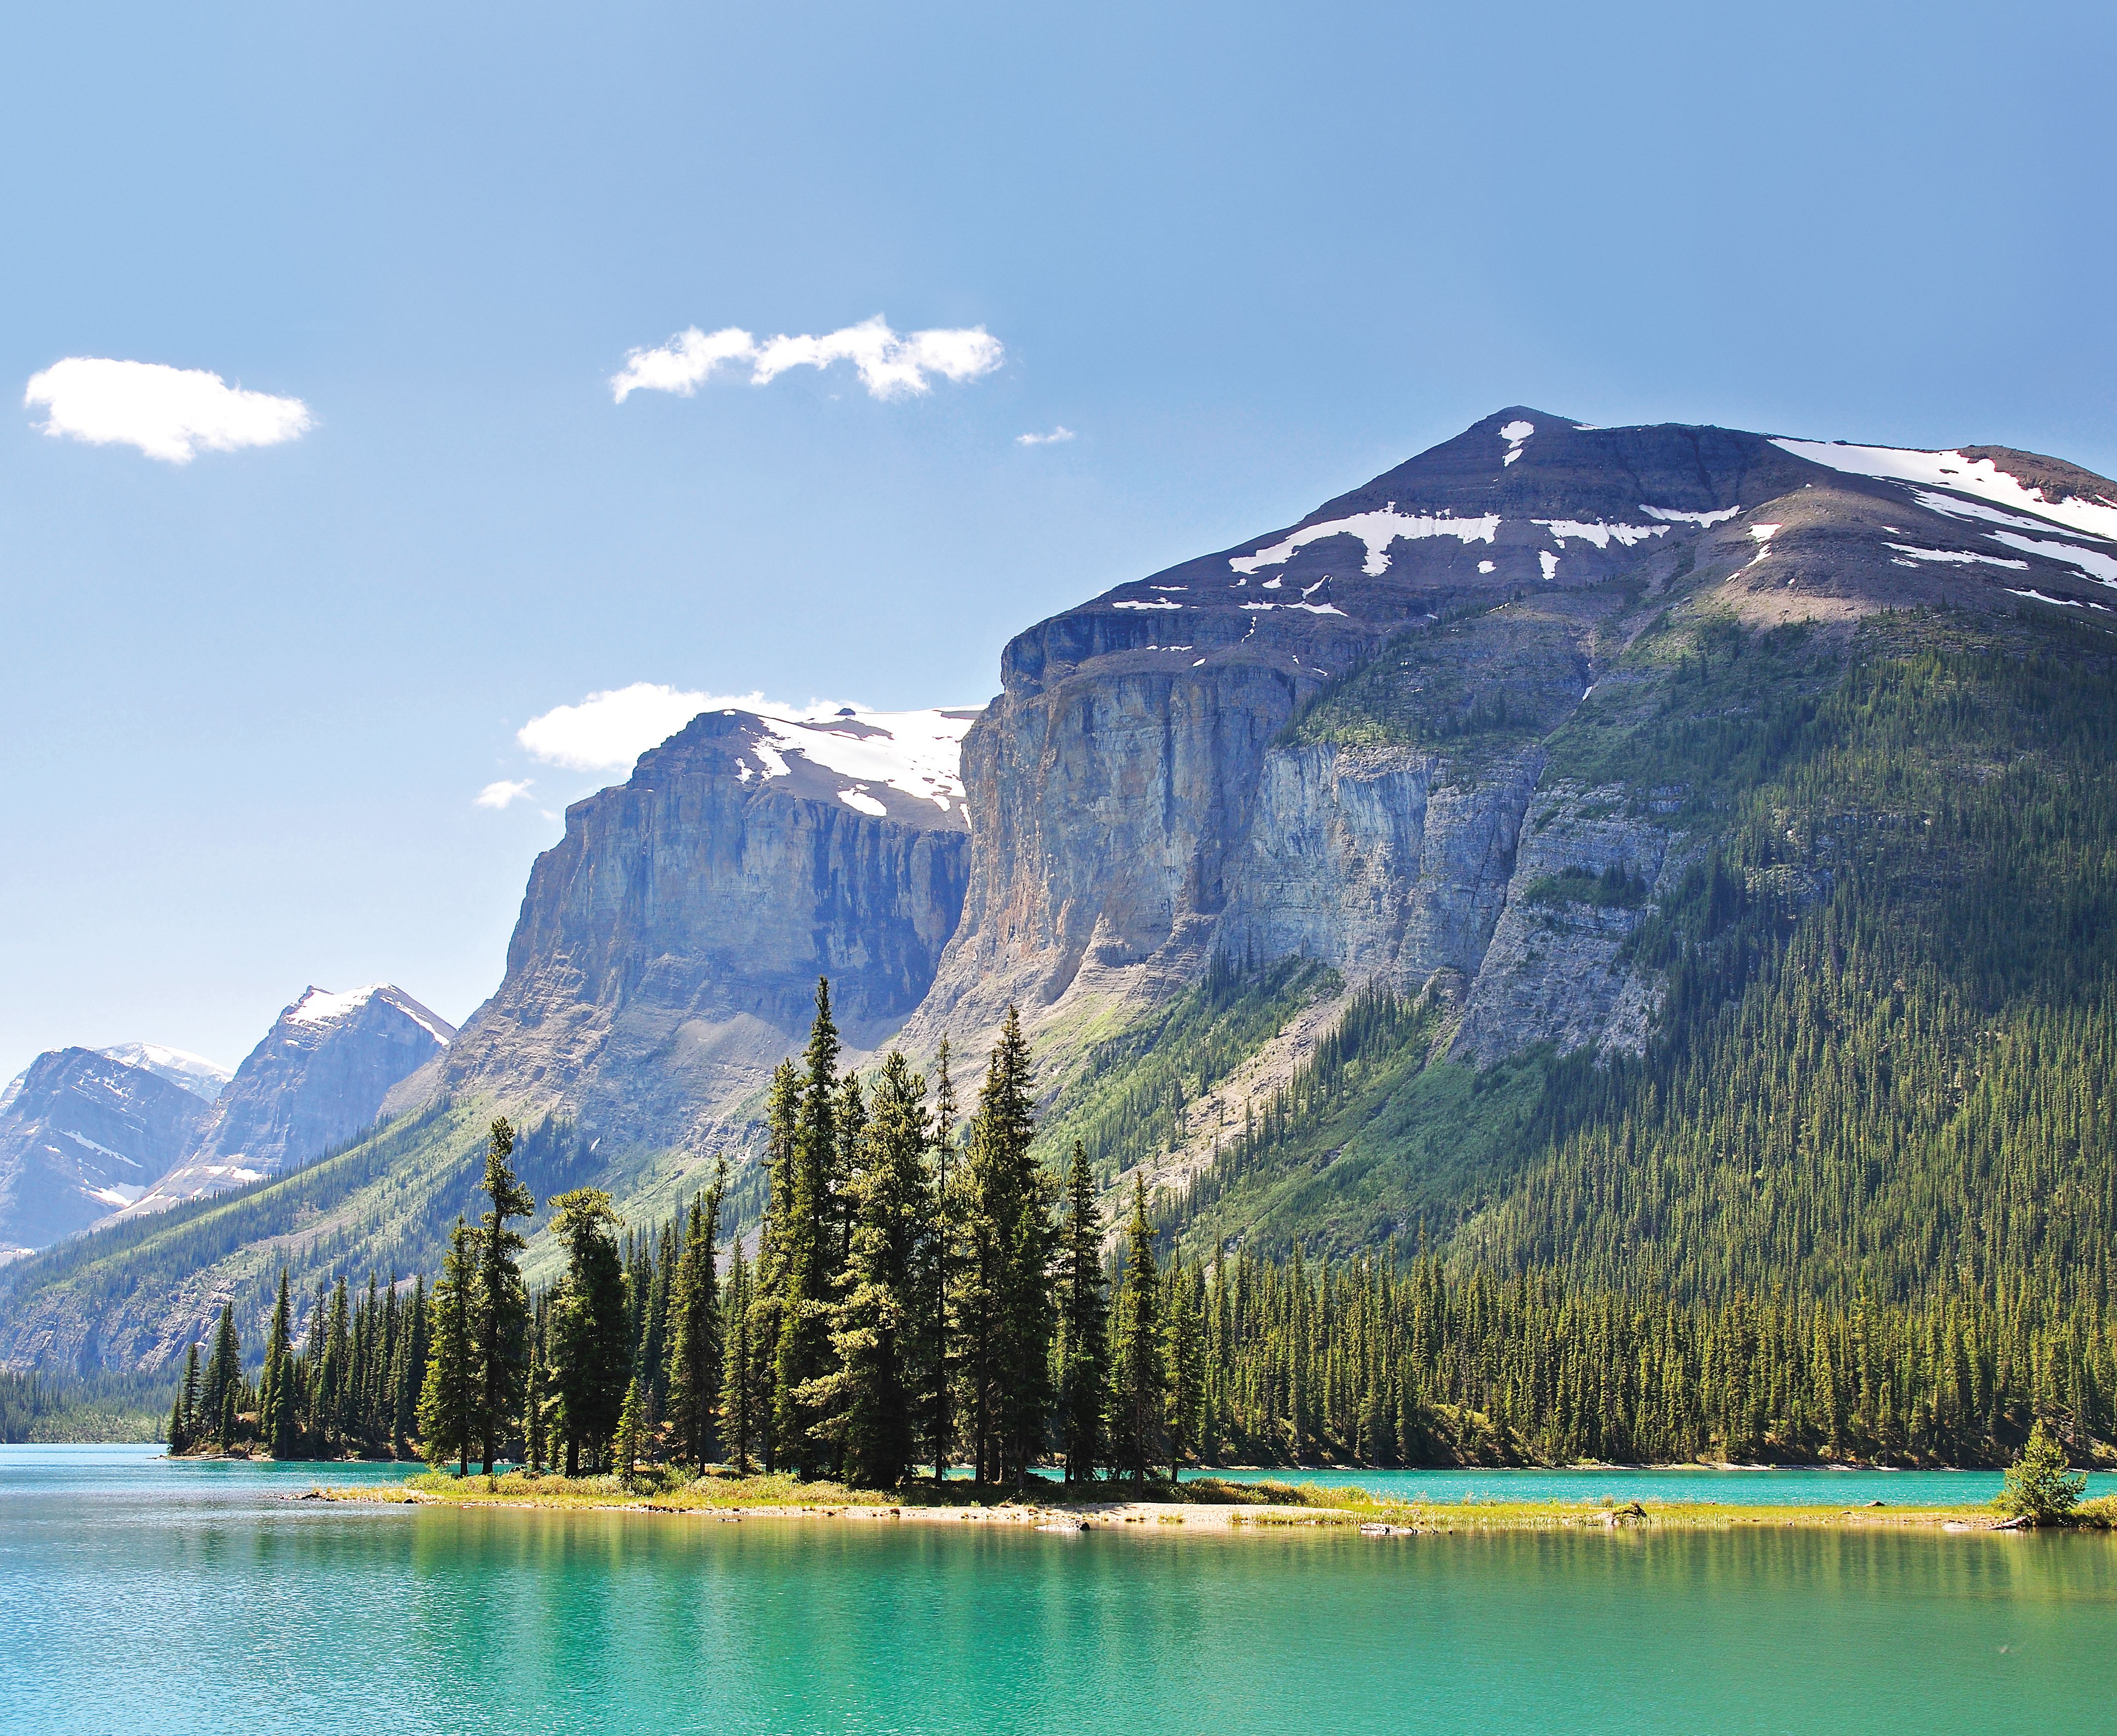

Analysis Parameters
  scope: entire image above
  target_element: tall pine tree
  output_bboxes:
[774,980,842,1478]
[472,1117,536,1474]
[1110,1174,1166,1486]
[418,1219,477,1473]
[666,1164,729,1467]
[1059,1140,1109,1483]
[817,1051,930,1489]
[549,1188,630,1475]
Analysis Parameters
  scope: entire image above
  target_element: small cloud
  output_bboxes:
[517,682,862,773]
[1016,425,1075,446]
[24,356,311,464]
[474,779,535,810]
[612,316,1003,404]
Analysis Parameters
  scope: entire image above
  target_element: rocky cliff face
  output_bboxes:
[390,706,976,1153]
[0,1050,218,1249]
[119,985,454,1217]
[903,409,2117,1070]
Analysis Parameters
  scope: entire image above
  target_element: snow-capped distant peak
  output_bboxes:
[97,1043,234,1102]
[733,707,980,816]
[283,986,455,1047]
[1773,438,2117,544]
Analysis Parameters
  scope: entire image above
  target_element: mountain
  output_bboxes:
[0,1051,218,1252]
[116,985,455,1218]
[3,407,2113,1371]
[92,1045,232,1103]
[383,705,976,1158]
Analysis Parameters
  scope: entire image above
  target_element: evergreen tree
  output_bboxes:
[166,1385,191,1456]
[1998,1419,2087,1523]
[1110,1174,1166,1485]
[472,1116,536,1474]
[549,1188,630,1475]
[774,980,842,1477]
[259,1269,296,1458]
[720,1239,758,1474]
[957,1007,1055,1487]
[816,1051,930,1489]
[929,1037,958,1485]
[666,1164,729,1467]
[1058,1140,1108,1483]
[1167,1261,1205,1481]
[418,1218,477,1473]
[179,1341,200,1449]
[524,1296,549,1475]
[200,1304,240,1447]
[615,1375,645,1486]
[750,1059,799,1473]
[394,1275,428,1457]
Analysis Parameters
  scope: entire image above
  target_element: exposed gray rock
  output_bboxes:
[120,985,454,1217]
[389,707,975,1153]
[0,1050,217,1249]
[1448,785,1678,1066]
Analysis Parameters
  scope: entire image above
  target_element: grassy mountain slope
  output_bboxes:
[1164,602,2117,1318]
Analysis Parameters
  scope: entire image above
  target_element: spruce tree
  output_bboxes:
[720,1239,757,1474]
[200,1304,240,1447]
[180,1341,201,1450]
[1167,1261,1205,1482]
[549,1188,630,1475]
[472,1117,536,1474]
[959,1007,1055,1486]
[259,1269,296,1458]
[418,1218,476,1473]
[750,1059,798,1473]
[1058,1140,1109,1483]
[774,979,841,1477]
[525,1297,549,1475]
[395,1274,428,1457]
[929,1038,957,1485]
[166,1386,191,1456]
[1110,1174,1166,1486]
[615,1375,645,1486]
[667,1163,729,1467]
[816,1051,930,1489]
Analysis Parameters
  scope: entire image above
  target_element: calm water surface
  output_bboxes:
[6,1445,2115,1735]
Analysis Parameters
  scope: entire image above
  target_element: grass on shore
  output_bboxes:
[319,1468,2117,1532]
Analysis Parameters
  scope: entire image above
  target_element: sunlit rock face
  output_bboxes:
[120,985,454,1218]
[391,707,976,1153]
[0,1050,218,1250]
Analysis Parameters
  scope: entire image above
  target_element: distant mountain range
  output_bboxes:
[0,986,451,1254]
[4,406,2113,1370]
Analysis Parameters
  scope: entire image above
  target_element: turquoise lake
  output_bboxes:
[7,1445,2116,1734]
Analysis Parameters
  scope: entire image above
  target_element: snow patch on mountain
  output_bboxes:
[286,985,454,1047]
[1641,505,1741,527]
[97,1044,232,1102]
[1774,439,2117,543]
[738,708,979,814]
[1985,533,2117,589]
[1535,519,1670,550]
[1500,420,1534,466]
[1230,509,1502,578]
[1885,544,2030,570]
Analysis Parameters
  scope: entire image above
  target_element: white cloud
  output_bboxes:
[24,356,311,464]
[611,315,1003,404]
[474,779,535,810]
[1017,426,1075,446]
[517,682,862,773]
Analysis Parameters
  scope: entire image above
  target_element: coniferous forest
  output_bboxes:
[180,965,2113,1478]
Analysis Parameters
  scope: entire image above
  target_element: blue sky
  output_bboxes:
[4,0,2113,1080]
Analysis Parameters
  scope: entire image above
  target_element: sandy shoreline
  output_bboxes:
[315,1482,2054,1535]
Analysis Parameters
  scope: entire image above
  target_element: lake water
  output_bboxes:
[7,1445,2116,1735]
